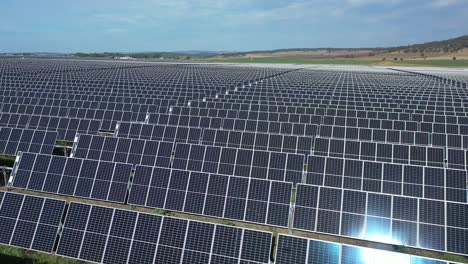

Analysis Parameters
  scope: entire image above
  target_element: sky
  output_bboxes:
[0,0,467,53]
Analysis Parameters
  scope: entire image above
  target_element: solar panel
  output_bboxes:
[10,152,133,203]
[314,137,451,167]
[0,127,57,155]
[0,191,66,253]
[56,202,273,264]
[201,128,313,155]
[293,184,468,255]
[145,113,319,137]
[172,142,305,184]
[128,166,292,227]
[3,59,468,261]
[305,155,467,203]
[71,134,174,168]
[26,115,102,141]
[276,234,461,264]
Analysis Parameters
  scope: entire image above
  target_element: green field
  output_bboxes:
[205,58,468,67]
[207,58,377,65]
[379,60,468,67]
[0,245,81,264]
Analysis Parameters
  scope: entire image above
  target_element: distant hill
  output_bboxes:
[218,35,468,57]
[54,34,468,61]
[391,35,468,53]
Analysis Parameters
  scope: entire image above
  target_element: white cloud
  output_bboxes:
[430,0,463,7]
[346,0,402,6]
[93,14,146,24]
[106,28,128,33]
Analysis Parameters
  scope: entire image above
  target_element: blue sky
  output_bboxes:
[0,0,467,53]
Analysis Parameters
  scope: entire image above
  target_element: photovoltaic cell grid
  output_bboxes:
[188,100,468,121]
[11,152,133,203]
[71,134,174,168]
[0,105,147,131]
[0,113,102,141]
[115,122,203,144]
[172,142,305,184]
[95,121,312,156]
[275,235,462,264]
[3,60,468,260]
[293,184,468,255]
[0,127,57,155]
[314,137,467,169]
[0,191,66,254]
[146,113,319,137]
[201,128,313,155]
[56,202,273,264]
[165,106,322,125]
[306,155,467,203]
[318,124,468,150]
[128,166,292,227]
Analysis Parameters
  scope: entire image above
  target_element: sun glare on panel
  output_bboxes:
[360,247,411,264]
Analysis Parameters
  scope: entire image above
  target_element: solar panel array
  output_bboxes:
[0,191,66,254]
[71,134,174,168]
[11,152,133,203]
[128,166,292,227]
[57,202,273,264]
[0,191,274,264]
[293,184,468,255]
[306,155,467,202]
[276,234,462,264]
[0,127,57,155]
[2,59,468,261]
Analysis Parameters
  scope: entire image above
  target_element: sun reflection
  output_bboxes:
[360,247,411,264]
[366,232,402,245]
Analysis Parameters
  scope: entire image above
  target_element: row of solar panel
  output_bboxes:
[58,202,273,264]
[71,134,467,202]
[215,87,468,102]
[74,130,312,164]
[72,134,175,168]
[205,98,468,114]
[0,127,57,156]
[189,100,468,117]
[5,75,459,98]
[276,235,461,264]
[0,93,177,106]
[314,137,467,169]
[192,99,468,117]
[128,166,292,227]
[293,184,468,255]
[174,105,468,124]
[228,81,466,96]
[0,191,65,254]
[12,152,132,203]
[0,108,145,130]
[10,150,467,233]
[0,101,162,115]
[217,95,468,110]
[217,85,467,98]
[306,155,467,202]
[1,85,209,99]
[1,84,213,96]
[200,128,313,154]
[147,113,319,136]
[318,125,468,149]
[0,113,102,140]
[145,112,468,136]
[171,142,305,183]
[208,96,468,112]
[0,90,200,105]
[0,191,273,264]
[118,119,468,152]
